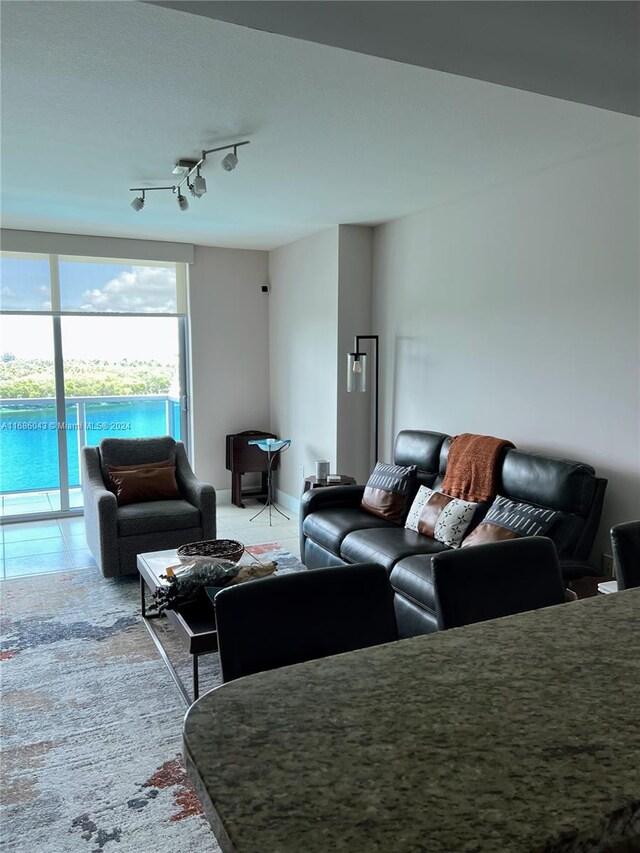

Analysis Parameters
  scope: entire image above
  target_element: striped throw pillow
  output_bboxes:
[361,462,417,524]
[462,496,559,548]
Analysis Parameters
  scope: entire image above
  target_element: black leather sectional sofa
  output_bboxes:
[300,430,607,637]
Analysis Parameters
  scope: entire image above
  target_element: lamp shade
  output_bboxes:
[347,352,367,392]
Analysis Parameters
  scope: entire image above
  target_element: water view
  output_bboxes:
[0,398,181,493]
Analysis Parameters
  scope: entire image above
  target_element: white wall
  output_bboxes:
[189,245,270,494]
[373,141,640,561]
[268,228,340,499]
[337,225,374,483]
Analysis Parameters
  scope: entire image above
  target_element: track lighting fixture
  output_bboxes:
[128,139,248,212]
[130,192,145,212]
[177,190,188,211]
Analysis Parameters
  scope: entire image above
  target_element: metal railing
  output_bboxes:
[0,394,181,497]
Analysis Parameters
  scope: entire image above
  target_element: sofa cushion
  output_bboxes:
[341,527,447,572]
[462,495,559,548]
[117,499,200,537]
[361,462,417,523]
[303,508,395,554]
[405,486,483,548]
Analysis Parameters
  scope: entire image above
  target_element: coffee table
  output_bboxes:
[138,546,304,705]
[138,549,223,705]
[140,547,283,704]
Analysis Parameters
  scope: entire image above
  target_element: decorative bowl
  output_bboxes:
[177,539,244,563]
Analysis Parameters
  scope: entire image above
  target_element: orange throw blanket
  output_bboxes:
[440,433,515,503]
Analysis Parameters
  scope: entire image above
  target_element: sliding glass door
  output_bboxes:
[0,252,188,520]
[0,313,62,513]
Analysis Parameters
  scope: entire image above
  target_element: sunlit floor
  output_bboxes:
[0,488,84,518]
[0,499,300,580]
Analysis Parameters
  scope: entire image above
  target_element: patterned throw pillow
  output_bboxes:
[405,487,480,548]
[361,462,417,524]
[461,495,559,548]
[404,485,434,531]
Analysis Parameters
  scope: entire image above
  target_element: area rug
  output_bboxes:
[0,544,305,853]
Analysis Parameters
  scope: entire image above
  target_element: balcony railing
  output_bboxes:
[0,394,181,498]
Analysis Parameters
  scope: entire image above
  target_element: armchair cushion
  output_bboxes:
[117,499,201,537]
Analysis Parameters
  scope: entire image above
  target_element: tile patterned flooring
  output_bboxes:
[0,500,301,580]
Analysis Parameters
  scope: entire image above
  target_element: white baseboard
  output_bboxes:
[217,488,299,516]
[274,489,300,516]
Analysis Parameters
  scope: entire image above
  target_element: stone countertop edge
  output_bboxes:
[183,589,640,853]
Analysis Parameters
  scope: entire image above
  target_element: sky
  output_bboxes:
[0,257,181,361]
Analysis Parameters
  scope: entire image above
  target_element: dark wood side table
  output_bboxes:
[303,475,356,493]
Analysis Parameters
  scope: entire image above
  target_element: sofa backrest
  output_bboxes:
[394,430,448,490]
[393,430,606,559]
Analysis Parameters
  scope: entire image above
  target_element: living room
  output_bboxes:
[1,2,639,851]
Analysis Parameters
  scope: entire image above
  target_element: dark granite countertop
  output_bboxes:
[184,589,640,853]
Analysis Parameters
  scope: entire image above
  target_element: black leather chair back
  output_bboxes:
[611,521,640,590]
[214,563,398,682]
[432,537,566,630]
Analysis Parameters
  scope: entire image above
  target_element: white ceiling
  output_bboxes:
[1,1,637,250]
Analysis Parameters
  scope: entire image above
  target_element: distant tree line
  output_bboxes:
[0,356,174,398]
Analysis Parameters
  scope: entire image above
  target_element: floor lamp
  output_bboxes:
[347,335,379,463]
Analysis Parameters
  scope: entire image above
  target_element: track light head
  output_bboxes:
[130,195,145,212]
[177,191,189,211]
[221,151,238,172]
[193,173,207,197]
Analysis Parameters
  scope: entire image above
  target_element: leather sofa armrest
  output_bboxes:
[299,485,366,555]
[300,484,365,518]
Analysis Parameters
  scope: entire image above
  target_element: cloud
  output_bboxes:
[80,267,177,313]
[0,286,21,309]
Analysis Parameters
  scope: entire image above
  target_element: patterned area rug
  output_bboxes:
[0,544,304,853]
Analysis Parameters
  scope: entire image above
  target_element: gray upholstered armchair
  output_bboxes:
[81,436,216,578]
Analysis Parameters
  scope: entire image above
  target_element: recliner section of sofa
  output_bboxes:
[299,430,607,638]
